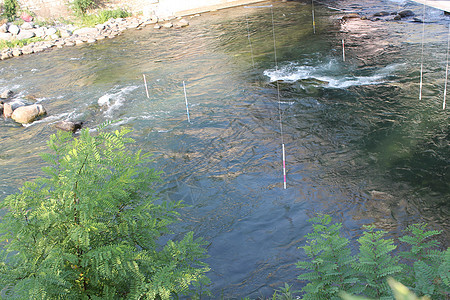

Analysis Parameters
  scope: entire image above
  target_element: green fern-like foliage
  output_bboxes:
[296,214,361,300]
[353,226,402,299]
[0,125,210,299]
[399,224,450,298]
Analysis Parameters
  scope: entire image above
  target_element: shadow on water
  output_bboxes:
[0,0,449,298]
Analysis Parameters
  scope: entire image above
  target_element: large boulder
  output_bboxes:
[8,24,20,35]
[11,104,46,124]
[21,22,34,30]
[17,30,35,40]
[399,10,414,18]
[55,120,83,132]
[0,32,13,41]
[3,101,25,118]
[73,27,99,37]
[60,28,72,38]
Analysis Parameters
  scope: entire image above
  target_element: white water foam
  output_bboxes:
[264,61,401,89]
[98,85,139,118]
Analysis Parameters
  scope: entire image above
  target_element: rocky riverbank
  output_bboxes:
[0,15,190,60]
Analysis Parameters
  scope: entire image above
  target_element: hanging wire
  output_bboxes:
[443,24,450,110]
[245,13,255,68]
[419,3,426,100]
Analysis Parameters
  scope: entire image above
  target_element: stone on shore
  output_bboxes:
[0,89,13,99]
[60,28,73,38]
[175,19,189,28]
[0,23,9,33]
[73,27,99,37]
[0,32,13,41]
[11,104,46,124]
[21,22,34,30]
[154,24,161,29]
[17,30,35,40]
[55,120,83,132]
[163,22,173,28]
[8,24,20,35]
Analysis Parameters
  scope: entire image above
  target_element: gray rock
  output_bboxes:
[399,10,414,18]
[73,27,99,36]
[21,22,34,30]
[12,48,22,57]
[394,14,402,20]
[1,51,13,60]
[3,101,25,118]
[0,23,9,33]
[154,24,161,29]
[8,24,20,35]
[0,89,13,99]
[16,30,35,40]
[163,22,173,28]
[11,104,46,124]
[46,27,57,36]
[0,32,13,41]
[175,19,189,28]
[59,28,72,38]
[22,45,34,54]
[54,120,83,132]
[34,27,46,37]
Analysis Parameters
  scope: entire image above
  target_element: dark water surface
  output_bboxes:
[0,0,449,297]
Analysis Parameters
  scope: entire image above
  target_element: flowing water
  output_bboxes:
[0,0,449,298]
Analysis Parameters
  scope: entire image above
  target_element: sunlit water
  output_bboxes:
[0,0,449,297]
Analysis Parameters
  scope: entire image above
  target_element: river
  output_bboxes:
[0,0,449,298]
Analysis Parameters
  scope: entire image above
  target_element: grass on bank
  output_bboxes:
[0,36,44,51]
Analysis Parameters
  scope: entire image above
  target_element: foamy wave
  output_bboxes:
[264,62,401,89]
[98,85,139,118]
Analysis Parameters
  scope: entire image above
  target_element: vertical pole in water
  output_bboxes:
[342,39,346,62]
[143,74,150,98]
[183,81,191,123]
[444,24,450,110]
[419,4,425,100]
[245,13,255,68]
[312,0,316,34]
[271,6,286,189]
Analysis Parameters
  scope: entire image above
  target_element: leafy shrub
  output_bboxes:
[71,0,95,16]
[0,36,43,50]
[3,0,19,21]
[0,124,210,299]
[295,214,449,299]
[80,9,131,27]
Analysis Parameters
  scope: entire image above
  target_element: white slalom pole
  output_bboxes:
[342,39,345,62]
[143,74,149,98]
[183,81,191,123]
[271,6,286,189]
[312,0,316,34]
[444,24,450,110]
[419,3,425,100]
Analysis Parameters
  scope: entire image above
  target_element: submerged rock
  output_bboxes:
[11,104,46,124]
[399,10,414,18]
[55,120,83,132]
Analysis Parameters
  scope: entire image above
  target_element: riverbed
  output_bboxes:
[0,0,449,298]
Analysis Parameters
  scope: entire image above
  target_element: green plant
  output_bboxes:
[353,226,402,299]
[296,214,362,299]
[3,0,19,21]
[79,9,131,27]
[71,0,95,16]
[399,224,449,297]
[0,124,210,299]
[0,36,43,50]
[272,283,301,300]
[295,215,449,300]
